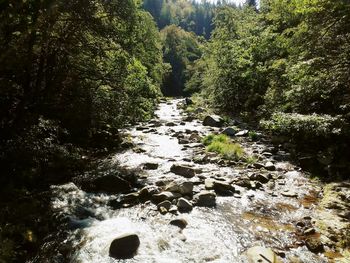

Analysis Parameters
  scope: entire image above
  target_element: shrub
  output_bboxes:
[260,112,347,139]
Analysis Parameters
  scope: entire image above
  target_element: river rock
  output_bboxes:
[305,238,324,253]
[203,115,224,127]
[222,127,236,136]
[170,218,188,229]
[165,122,176,127]
[165,181,193,195]
[249,173,270,184]
[264,161,276,171]
[157,200,172,211]
[204,179,215,189]
[177,198,193,212]
[143,163,159,170]
[109,233,140,259]
[246,246,280,263]
[170,164,196,178]
[152,191,180,203]
[139,185,159,198]
[212,181,235,196]
[235,130,249,137]
[281,190,298,198]
[193,191,216,207]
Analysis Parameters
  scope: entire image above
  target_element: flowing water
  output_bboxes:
[34,99,329,263]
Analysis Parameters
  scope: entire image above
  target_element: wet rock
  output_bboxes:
[178,138,190,144]
[212,181,235,196]
[249,173,270,184]
[143,163,159,170]
[235,130,249,137]
[193,191,216,207]
[170,164,196,178]
[296,221,305,228]
[222,127,236,136]
[177,198,193,212]
[152,191,181,203]
[305,238,324,253]
[169,205,178,214]
[109,233,140,259]
[303,228,316,235]
[189,133,201,142]
[246,246,280,263]
[165,122,176,127]
[203,115,224,127]
[170,218,188,229]
[184,115,195,122]
[165,181,193,196]
[253,163,265,169]
[139,185,159,198]
[281,190,298,198]
[204,179,215,189]
[157,200,172,211]
[234,177,252,188]
[264,161,276,171]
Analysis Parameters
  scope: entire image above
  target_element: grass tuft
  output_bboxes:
[202,134,244,160]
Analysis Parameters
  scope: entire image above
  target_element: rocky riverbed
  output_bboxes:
[32,99,349,263]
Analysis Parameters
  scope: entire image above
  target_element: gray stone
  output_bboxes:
[152,191,180,203]
[177,198,193,212]
[222,127,236,136]
[165,181,194,195]
[193,191,216,207]
[249,173,270,184]
[212,181,235,196]
[281,190,298,198]
[109,233,140,259]
[157,200,172,211]
[305,238,324,253]
[170,218,188,229]
[265,161,276,171]
[235,130,249,136]
[143,163,159,170]
[170,164,196,178]
[203,115,224,127]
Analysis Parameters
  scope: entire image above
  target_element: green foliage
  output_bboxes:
[260,113,347,138]
[202,134,244,160]
[161,25,202,96]
[143,0,217,39]
[248,131,259,141]
[189,0,350,134]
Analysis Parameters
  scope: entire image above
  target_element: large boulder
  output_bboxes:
[109,233,140,259]
[246,246,280,263]
[203,115,224,127]
[170,164,196,178]
[193,191,216,207]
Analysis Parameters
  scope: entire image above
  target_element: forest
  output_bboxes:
[1,0,350,262]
